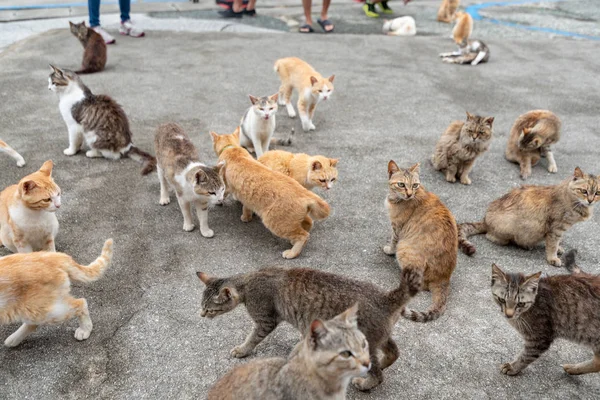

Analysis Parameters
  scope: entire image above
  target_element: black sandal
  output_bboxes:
[299,24,315,33]
[317,18,334,33]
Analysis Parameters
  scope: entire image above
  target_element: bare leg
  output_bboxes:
[563,352,600,375]
[157,167,171,205]
[302,0,314,26]
[4,323,38,347]
[194,199,214,238]
[176,195,195,231]
[501,339,552,375]
[230,320,278,358]
[231,0,243,12]
[545,232,563,267]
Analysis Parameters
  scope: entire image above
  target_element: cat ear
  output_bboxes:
[233,127,241,141]
[409,162,420,174]
[312,161,322,171]
[388,160,400,178]
[215,160,226,171]
[329,158,339,167]
[39,160,53,176]
[328,75,335,83]
[309,319,328,348]
[69,21,74,27]
[210,131,219,143]
[269,93,279,102]
[522,128,531,135]
[196,272,211,285]
[219,287,238,301]
[466,111,474,120]
[49,64,62,75]
[22,180,37,193]
[195,170,208,185]
[522,271,542,293]
[491,263,506,285]
[339,303,359,327]
[248,95,259,105]
[484,116,495,126]
[310,76,319,86]
[574,167,584,179]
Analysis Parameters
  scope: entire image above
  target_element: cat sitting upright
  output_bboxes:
[69,21,106,74]
[0,139,25,167]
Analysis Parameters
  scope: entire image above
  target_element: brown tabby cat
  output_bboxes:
[385,161,458,322]
[198,267,422,391]
[492,253,600,376]
[69,21,107,74]
[431,112,494,185]
[210,128,330,259]
[258,150,339,191]
[1,239,113,346]
[459,167,599,266]
[0,161,61,253]
[0,139,25,167]
[505,110,562,180]
[208,304,370,400]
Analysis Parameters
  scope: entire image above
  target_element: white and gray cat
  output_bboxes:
[440,39,490,66]
[240,94,291,157]
[382,16,416,36]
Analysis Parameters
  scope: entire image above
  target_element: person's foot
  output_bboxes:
[120,20,145,37]
[363,2,379,18]
[244,8,256,16]
[379,1,394,14]
[92,26,116,44]
[218,8,243,18]
[299,23,315,33]
[317,18,334,33]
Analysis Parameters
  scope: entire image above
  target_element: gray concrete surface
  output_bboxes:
[1,26,600,400]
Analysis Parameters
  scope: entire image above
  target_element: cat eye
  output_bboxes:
[497,298,506,304]
[397,183,405,188]
[412,184,419,189]
[269,107,274,111]
[517,302,526,308]
[331,178,336,182]
[339,351,353,358]
[208,192,216,195]
[44,198,52,202]
[580,189,588,195]
[319,179,326,183]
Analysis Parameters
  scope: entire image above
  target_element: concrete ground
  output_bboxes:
[1,2,600,399]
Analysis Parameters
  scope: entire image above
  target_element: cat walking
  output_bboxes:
[0,139,25,167]
[69,21,107,74]
[239,94,284,157]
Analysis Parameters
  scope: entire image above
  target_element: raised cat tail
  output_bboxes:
[127,146,157,175]
[563,249,582,274]
[62,239,113,283]
[401,280,449,323]
[458,221,486,256]
[387,268,423,310]
[307,194,330,221]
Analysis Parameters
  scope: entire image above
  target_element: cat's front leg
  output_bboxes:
[519,156,532,180]
[176,195,195,232]
[298,100,312,132]
[544,148,557,173]
[459,160,474,185]
[231,321,277,358]
[445,164,458,183]
[383,229,399,256]
[64,126,83,156]
[307,103,317,131]
[157,167,171,205]
[241,205,253,222]
[15,242,33,253]
[194,200,214,238]
[251,138,264,158]
[501,339,551,375]
[43,237,56,252]
[545,232,563,267]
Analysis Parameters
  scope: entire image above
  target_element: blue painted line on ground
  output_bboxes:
[0,0,188,11]
[465,0,600,40]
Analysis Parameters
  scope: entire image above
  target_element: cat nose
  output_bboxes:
[200,310,207,317]
[505,309,515,318]
[362,360,371,370]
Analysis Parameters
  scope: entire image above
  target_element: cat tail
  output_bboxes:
[307,195,330,221]
[401,280,449,323]
[75,67,99,75]
[62,239,113,283]
[127,146,157,176]
[270,127,294,147]
[387,268,423,310]
[563,249,582,274]
[458,222,486,256]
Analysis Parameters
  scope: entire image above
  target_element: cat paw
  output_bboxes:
[4,335,22,347]
[287,109,297,118]
[159,198,170,206]
[308,123,316,131]
[547,257,562,267]
[445,175,457,183]
[86,149,102,158]
[200,228,214,238]
[63,148,78,156]
[500,362,521,376]
[183,223,195,232]
[352,376,379,391]
[562,363,584,375]
[548,164,558,173]
[282,249,300,259]
[74,328,91,341]
[520,172,531,180]
[383,245,395,256]
[557,246,565,256]
[230,346,251,358]
[16,158,26,167]
[241,214,253,223]
[460,176,472,185]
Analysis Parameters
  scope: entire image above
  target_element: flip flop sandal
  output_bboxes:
[299,24,315,33]
[317,19,334,33]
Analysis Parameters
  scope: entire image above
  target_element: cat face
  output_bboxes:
[249,94,278,121]
[191,163,226,204]
[197,272,240,318]
[308,157,339,190]
[69,21,88,40]
[491,264,541,320]
[518,128,543,149]
[387,161,421,201]
[18,160,62,212]
[210,128,241,157]
[462,112,494,143]
[568,167,600,207]
[307,304,371,380]
[48,65,77,93]
[310,75,335,102]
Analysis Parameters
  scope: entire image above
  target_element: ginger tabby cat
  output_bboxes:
[437,0,459,23]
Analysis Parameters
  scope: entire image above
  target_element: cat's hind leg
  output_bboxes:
[352,352,383,391]
[231,319,278,358]
[100,150,122,160]
[380,338,399,369]
[471,51,487,65]
[157,166,171,205]
[563,352,600,375]
[485,232,510,246]
[4,323,38,347]
[280,84,296,117]
[86,149,103,158]
[70,297,93,341]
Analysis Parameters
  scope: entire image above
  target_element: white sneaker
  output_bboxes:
[92,26,116,44]
[120,20,145,38]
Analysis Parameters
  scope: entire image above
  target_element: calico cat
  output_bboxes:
[437,0,459,23]
[0,239,113,346]
[207,305,370,400]
[154,123,225,237]
[239,94,284,157]
[382,16,417,36]
[69,21,107,74]
[211,129,330,259]
[0,139,25,167]
[198,266,422,391]
[258,150,339,191]
[440,39,490,65]
[48,65,156,175]
[431,112,494,184]
[0,161,61,253]
[505,110,561,180]
[459,167,599,266]
[385,161,458,322]
[492,255,600,376]
[274,57,335,132]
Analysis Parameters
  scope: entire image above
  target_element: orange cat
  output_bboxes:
[452,11,473,46]
[274,57,335,132]
[0,160,61,253]
[211,128,330,259]
[258,150,339,191]
[0,239,113,346]
[437,0,459,23]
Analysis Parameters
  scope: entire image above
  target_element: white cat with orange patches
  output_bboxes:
[0,161,61,253]
[274,57,335,132]
[0,139,25,167]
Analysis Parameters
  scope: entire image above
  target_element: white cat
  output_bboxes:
[382,17,417,36]
[239,94,278,157]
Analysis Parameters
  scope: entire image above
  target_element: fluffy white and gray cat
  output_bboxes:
[382,16,416,36]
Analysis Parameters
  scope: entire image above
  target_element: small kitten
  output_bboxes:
[0,239,113,346]
[69,21,107,74]
[459,167,599,266]
[208,305,370,400]
[211,129,330,259]
[48,65,156,175]
[441,39,490,65]
[274,57,335,132]
[258,150,339,191]
[0,139,25,167]
[431,112,494,184]
[491,256,600,376]
[382,16,416,36]
[437,0,459,23]
[505,110,562,180]
[0,161,61,253]
[154,123,225,237]
[385,161,458,322]
[239,94,284,157]
[198,266,422,391]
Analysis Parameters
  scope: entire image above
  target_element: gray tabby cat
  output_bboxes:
[207,304,370,400]
[197,266,422,391]
[154,123,225,237]
[440,40,490,65]
[492,252,600,376]
[431,112,494,185]
[240,94,292,157]
[48,65,156,175]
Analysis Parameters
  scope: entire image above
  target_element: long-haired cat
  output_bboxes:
[440,39,490,66]
[198,266,422,391]
[382,16,416,36]
[491,254,600,376]
[437,0,459,23]
[431,112,494,184]
[505,110,562,180]
[240,94,288,157]
[207,304,370,400]
[258,150,339,191]
[385,161,458,323]
[0,161,61,253]
[48,65,156,175]
[154,123,225,237]
[274,57,335,132]
[69,21,107,74]
[0,139,25,167]
[0,238,113,346]
[210,128,330,259]
[459,167,599,266]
